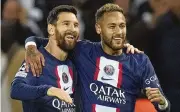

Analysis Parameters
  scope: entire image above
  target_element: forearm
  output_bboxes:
[11,79,52,100]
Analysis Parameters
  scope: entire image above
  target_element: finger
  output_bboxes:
[126,46,131,53]
[58,95,65,102]
[145,87,155,95]
[62,91,71,103]
[63,91,73,104]
[33,62,40,76]
[65,95,73,104]
[146,87,159,91]
[57,90,70,103]
[67,95,73,103]
[36,57,42,75]
[134,48,140,53]
[30,63,36,76]
[68,98,73,104]
[130,47,135,54]
[148,93,161,100]
[146,88,159,96]
[150,97,161,103]
[128,45,134,53]
[62,94,72,104]
[136,49,144,53]
[123,43,130,47]
[133,47,144,53]
[25,60,29,72]
[56,90,66,100]
[40,54,45,66]
[149,89,160,94]
[146,89,159,97]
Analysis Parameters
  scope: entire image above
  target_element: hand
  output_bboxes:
[145,87,166,105]
[124,43,144,54]
[25,45,45,76]
[47,87,73,104]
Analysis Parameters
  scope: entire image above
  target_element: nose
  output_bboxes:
[114,27,122,35]
[68,23,75,32]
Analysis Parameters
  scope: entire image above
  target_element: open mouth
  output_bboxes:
[65,35,75,40]
[113,37,123,41]
[113,37,122,40]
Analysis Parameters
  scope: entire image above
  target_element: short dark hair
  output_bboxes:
[95,3,124,22]
[47,5,77,25]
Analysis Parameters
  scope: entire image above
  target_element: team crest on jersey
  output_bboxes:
[103,65,115,76]
[62,72,69,83]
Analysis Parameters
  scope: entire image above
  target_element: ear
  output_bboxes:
[95,23,101,34]
[47,24,55,36]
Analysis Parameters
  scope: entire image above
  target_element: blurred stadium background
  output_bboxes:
[1,0,180,112]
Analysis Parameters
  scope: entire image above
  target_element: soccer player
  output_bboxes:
[10,5,79,112]
[24,4,170,112]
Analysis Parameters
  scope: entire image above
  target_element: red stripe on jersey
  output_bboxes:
[68,67,74,92]
[116,108,120,112]
[92,104,96,112]
[117,63,122,88]
[68,67,73,80]
[55,66,61,88]
[94,58,100,80]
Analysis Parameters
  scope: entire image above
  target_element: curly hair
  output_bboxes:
[95,3,124,22]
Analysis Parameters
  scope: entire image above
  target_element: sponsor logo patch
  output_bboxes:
[101,76,113,81]
[64,87,70,91]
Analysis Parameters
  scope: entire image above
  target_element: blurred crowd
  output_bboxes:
[1,0,180,112]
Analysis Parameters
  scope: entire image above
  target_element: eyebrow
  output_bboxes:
[107,22,126,26]
[62,20,78,24]
[107,23,116,26]
[62,20,70,23]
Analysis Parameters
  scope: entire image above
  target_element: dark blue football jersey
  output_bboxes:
[72,40,169,112]
[11,47,77,112]
[24,37,170,112]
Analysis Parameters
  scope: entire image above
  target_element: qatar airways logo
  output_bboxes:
[90,83,126,104]
[52,98,75,112]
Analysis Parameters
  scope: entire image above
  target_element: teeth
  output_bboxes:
[114,38,121,40]
[66,35,74,39]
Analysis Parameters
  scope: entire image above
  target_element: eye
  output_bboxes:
[120,24,126,28]
[63,22,69,26]
[74,23,79,28]
[109,26,115,29]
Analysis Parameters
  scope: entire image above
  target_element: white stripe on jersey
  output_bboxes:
[95,57,122,88]
[93,104,120,112]
[56,65,73,94]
